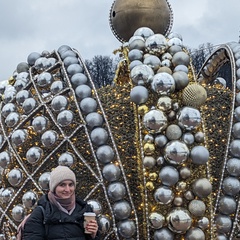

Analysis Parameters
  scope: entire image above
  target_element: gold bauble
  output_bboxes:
[110,0,173,42]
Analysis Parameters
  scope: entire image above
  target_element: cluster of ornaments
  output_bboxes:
[127,27,211,240]
[0,44,137,238]
[198,41,240,240]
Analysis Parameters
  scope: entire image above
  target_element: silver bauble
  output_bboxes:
[128,49,143,61]
[155,134,168,148]
[90,127,109,146]
[113,200,131,220]
[143,109,168,134]
[0,151,11,168]
[32,116,49,133]
[8,169,22,186]
[67,64,83,76]
[11,129,28,146]
[165,124,182,140]
[79,97,98,114]
[134,27,154,40]
[157,96,172,112]
[96,145,115,164]
[70,73,88,87]
[190,146,209,165]
[177,107,201,131]
[26,147,43,165]
[63,56,78,67]
[58,152,74,166]
[143,55,161,71]
[233,122,240,138]
[145,34,168,55]
[130,64,154,84]
[102,163,121,182]
[173,71,189,90]
[38,172,50,190]
[75,84,92,100]
[164,140,189,165]
[151,72,175,95]
[167,208,192,233]
[159,166,179,186]
[1,188,15,203]
[11,204,25,222]
[5,112,20,127]
[219,196,237,215]
[27,52,41,66]
[129,60,143,71]
[222,177,240,196]
[16,90,30,105]
[230,140,240,157]
[2,103,16,118]
[185,227,205,240]
[130,85,149,105]
[22,191,38,209]
[22,98,37,114]
[215,215,232,233]
[188,200,206,217]
[85,112,104,129]
[153,227,174,240]
[182,132,195,145]
[197,217,209,230]
[226,158,240,177]
[149,212,165,229]
[192,178,212,198]
[154,186,174,204]
[107,182,126,201]
[57,110,74,127]
[143,156,156,168]
[128,35,145,50]
[51,95,68,112]
[98,215,111,234]
[37,72,53,87]
[195,132,205,143]
[117,220,136,238]
[41,130,58,147]
[172,51,190,67]
[87,199,102,216]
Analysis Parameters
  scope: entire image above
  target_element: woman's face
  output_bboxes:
[55,180,75,199]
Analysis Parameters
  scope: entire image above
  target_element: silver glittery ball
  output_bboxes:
[188,200,206,217]
[113,200,131,220]
[192,178,212,198]
[107,182,126,201]
[222,176,240,196]
[215,214,232,233]
[165,124,182,140]
[218,196,237,215]
[117,220,136,238]
[226,158,240,177]
[185,227,205,240]
[102,163,121,182]
[96,145,115,164]
[153,227,174,240]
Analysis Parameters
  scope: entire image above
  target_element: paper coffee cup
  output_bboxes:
[84,212,96,234]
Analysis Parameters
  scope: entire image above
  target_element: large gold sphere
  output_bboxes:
[109,0,173,42]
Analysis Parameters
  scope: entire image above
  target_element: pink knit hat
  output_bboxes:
[49,166,76,192]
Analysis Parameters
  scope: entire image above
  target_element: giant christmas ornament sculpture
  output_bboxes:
[0,0,240,239]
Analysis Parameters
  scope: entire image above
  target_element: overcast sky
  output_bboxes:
[0,0,239,80]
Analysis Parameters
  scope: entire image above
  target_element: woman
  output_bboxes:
[23,166,99,239]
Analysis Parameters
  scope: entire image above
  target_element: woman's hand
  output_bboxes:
[85,219,98,239]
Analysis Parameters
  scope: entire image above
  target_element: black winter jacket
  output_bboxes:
[23,194,100,240]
